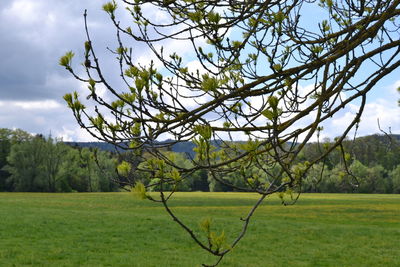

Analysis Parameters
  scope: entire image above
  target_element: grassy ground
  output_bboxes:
[0,192,399,267]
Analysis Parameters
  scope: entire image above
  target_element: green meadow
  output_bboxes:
[0,192,399,267]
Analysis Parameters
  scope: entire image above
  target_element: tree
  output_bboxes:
[58,147,88,192]
[0,129,117,192]
[351,161,387,193]
[64,147,118,192]
[92,149,119,192]
[61,1,400,265]
[5,135,47,191]
[390,165,400,193]
[5,135,70,192]
[0,128,32,191]
[42,136,70,192]
[0,129,14,191]
[303,162,330,192]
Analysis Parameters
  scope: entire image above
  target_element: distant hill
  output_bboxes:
[65,134,400,156]
[64,141,121,152]
[64,140,199,157]
[64,140,221,158]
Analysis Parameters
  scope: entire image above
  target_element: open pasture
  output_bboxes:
[0,192,399,266]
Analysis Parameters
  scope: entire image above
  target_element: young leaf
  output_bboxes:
[131,182,148,200]
[117,161,131,177]
[103,1,117,14]
[59,51,75,68]
[199,217,211,233]
[261,109,275,120]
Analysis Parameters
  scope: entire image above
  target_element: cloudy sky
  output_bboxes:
[0,0,399,141]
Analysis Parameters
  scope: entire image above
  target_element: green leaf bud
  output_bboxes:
[103,1,117,14]
[261,109,275,120]
[59,51,75,68]
[201,74,219,92]
[117,161,131,177]
[268,96,279,109]
[84,41,91,53]
[199,217,211,233]
[88,78,96,88]
[131,182,148,200]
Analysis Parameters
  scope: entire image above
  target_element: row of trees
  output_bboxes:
[303,161,400,194]
[298,134,400,194]
[204,159,400,194]
[0,128,118,192]
[299,135,400,171]
[122,135,400,194]
[2,128,400,194]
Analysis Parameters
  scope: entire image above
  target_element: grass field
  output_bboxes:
[0,192,399,267]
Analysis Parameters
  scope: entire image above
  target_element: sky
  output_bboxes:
[0,0,399,142]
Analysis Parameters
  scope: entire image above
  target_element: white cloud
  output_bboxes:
[54,126,95,142]
[319,82,400,140]
[0,98,92,141]
[0,100,61,110]
[2,0,40,24]
[13,100,62,110]
[335,100,400,136]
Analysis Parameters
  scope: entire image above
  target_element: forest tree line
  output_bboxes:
[1,128,399,193]
[0,128,118,192]
[298,135,400,193]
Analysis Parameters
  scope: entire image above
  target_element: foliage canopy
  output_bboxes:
[62,1,400,265]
